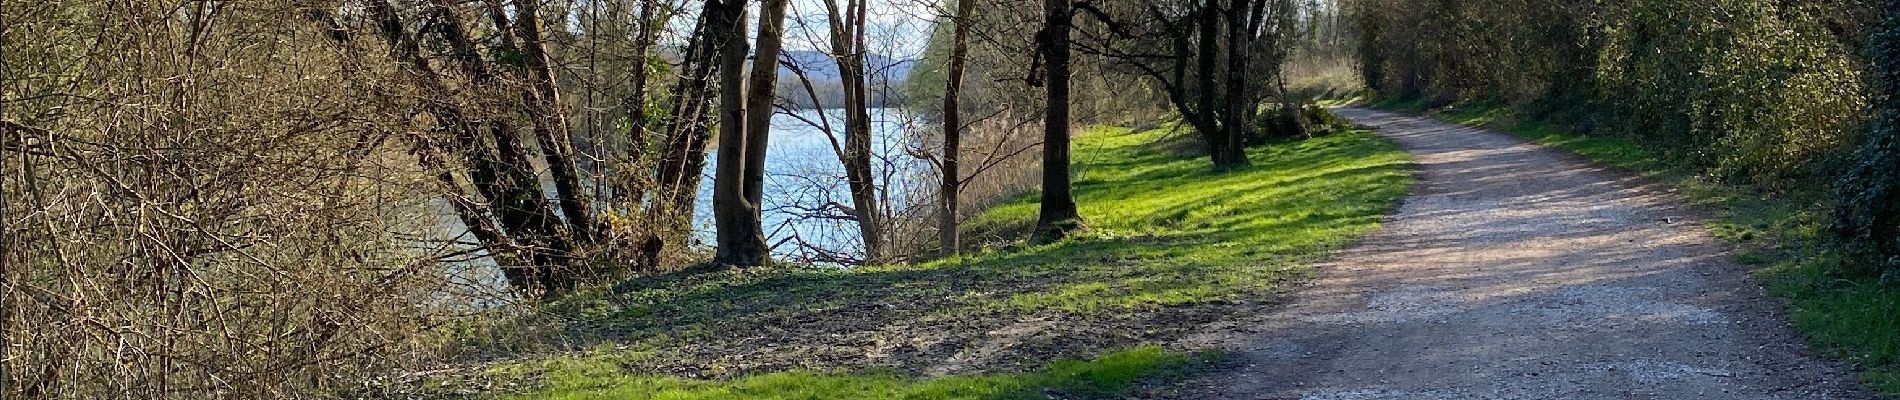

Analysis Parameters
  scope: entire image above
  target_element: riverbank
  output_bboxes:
[393,124,1412,399]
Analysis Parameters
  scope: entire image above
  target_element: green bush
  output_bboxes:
[1831,0,1900,278]
[1351,0,1874,186]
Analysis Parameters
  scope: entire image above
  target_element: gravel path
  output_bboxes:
[1175,108,1871,399]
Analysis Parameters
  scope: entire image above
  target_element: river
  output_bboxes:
[430,108,919,302]
[690,107,921,260]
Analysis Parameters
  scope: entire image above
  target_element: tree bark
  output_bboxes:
[512,0,601,242]
[1033,0,1083,244]
[1195,0,1237,168]
[474,2,581,292]
[938,0,974,255]
[822,0,886,261]
[358,0,575,293]
[654,13,719,237]
[621,0,661,214]
[745,0,791,213]
[1219,0,1254,167]
[709,0,769,266]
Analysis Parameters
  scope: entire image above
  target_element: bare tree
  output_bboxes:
[1033,0,1084,243]
[514,0,603,241]
[819,0,890,261]
[654,8,723,240]
[1071,0,1302,169]
[347,0,583,291]
[1,0,559,395]
[298,0,749,292]
[747,0,793,225]
[710,0,772,266]
[938,0,976,255]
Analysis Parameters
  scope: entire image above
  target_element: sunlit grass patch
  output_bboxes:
[508,346,1192,400]
[958,126,1410,312]
[467,123,1411,399]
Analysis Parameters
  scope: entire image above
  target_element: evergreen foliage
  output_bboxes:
[1350,0,1876,186]
[1832,1,1900,278]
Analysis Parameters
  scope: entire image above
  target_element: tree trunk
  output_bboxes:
[1219,0,1254,167]
[343,2,533,273]
[841,64,885,262]
[416,140,527,273]
[938,0,974,256]
[745,0,791,213]
[1168,23,1220,140]
[654,13,719,237]
[823,0,886,262]
[1033,0,1083,244]
[709,0,769,266]
[480,2,581,292]
[1195,0,1235,168]
[512,0,600,242]
[621,0,661,218]
[360,0,573,293]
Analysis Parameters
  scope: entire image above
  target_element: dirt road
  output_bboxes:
[1176,108,1870,399]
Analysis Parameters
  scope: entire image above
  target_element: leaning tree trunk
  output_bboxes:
[355,0,575,294]
[1033,0,1083,244]
[482,0,592,291]
[512,0,600,243]
[708,0,770,266]
[653,13,719,238]
[938,0,974,255]
[325,2,537,277]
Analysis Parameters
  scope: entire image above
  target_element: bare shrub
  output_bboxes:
[1,2,502,398]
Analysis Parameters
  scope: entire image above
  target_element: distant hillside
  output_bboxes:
[775,50,916,81]
[653,47,914,109]
[769,50,915,109]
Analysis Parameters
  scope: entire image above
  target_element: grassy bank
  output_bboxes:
[1362,99,1900,396]
[419,125,1411,399]
[497,346,1189,400]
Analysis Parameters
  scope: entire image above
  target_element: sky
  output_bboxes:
[651,0,941,59]
[784,0,938,57]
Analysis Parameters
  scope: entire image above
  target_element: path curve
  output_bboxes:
[1180,108,1870,399]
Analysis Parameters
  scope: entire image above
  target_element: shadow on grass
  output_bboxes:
[502,346,1196,400]
[470,125,1411,399]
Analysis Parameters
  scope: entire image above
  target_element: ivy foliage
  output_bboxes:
[1832,0,1900,278]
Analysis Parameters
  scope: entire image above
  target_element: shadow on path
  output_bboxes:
[1176,108,1870,399]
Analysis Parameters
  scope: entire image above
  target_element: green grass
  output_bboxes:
[451,124,1412,399]
[961,127,1411,311]
[501,346,1191,400]
[1380,100,1900,396]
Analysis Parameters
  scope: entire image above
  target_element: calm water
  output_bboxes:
[690,108,919,259]
[428,108,919,301]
